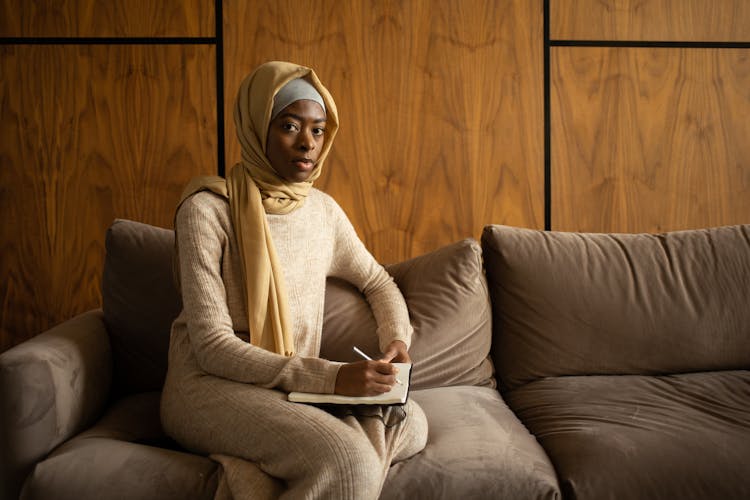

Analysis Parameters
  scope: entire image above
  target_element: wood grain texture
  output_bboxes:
[0,0,214,37]
[551,47,750,233]
[0,44,217,351]
[551,0,750,41]
[223,0,544,263]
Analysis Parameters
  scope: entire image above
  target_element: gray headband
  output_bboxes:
[271,78,326,121]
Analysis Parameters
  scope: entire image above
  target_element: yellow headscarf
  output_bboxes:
[178,61,339,356]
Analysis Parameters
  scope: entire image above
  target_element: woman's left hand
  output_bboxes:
[380,340,411,363]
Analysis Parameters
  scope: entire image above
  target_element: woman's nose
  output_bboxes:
[297,129,315,151]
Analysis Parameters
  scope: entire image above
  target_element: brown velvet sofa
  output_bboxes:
[2,220,748,500]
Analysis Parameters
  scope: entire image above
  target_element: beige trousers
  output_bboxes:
[160,331,428,500]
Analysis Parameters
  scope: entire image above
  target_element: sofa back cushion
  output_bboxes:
[102,219,181,395]
[322,239,496,390]
[482,224,750,392]
[102,219,495,395]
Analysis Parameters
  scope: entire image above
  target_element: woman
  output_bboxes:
[160,61,428,499]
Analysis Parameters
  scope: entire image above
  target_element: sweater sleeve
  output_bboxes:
[175,193,341,393]
[325,198,414,353]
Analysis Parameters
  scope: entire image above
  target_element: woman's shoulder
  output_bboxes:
[180,190,230,212]
[176,190,231,230]
[309,188,345,216]
[309,187,333,203]
[308,189,359,245]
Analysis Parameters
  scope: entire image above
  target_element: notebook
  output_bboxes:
[288,363,412,405]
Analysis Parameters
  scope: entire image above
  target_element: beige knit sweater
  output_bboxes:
[172,188,413,395]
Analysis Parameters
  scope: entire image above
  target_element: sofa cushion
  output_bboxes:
[22,392,220,500]
[482,224,750,391]
[321,239,496,390]
[381,385,559,499]
[102,219,182,396]
[505,370,750,499]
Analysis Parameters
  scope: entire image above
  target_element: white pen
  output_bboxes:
[352,346,403,385]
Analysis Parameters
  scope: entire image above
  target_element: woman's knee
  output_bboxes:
[393,401,429,463]
[293,426,383,498]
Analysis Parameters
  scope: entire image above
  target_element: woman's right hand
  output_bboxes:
[334,360,399,396]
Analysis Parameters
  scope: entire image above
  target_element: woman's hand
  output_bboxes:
[380,340,411,363]
[334,360,399,396]
[333,341,410,396]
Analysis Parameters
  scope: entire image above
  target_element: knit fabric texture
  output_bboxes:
[171,188,413,394]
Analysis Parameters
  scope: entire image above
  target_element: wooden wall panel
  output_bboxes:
[223,0,544,263]
[551,0,750,41]
[0,0,214,37]
[0,44,216,351]
[551,47,750,233]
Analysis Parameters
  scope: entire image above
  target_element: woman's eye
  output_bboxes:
[282,122,299,132]
[313,127,325,136]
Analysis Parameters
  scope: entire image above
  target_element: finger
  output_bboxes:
[386,350,405,363]
[365,363,396,383]
[372,361,398,376]
[397,351,412,363]
[377,381,395,393]
[367,380,395,395]
[360,364,393,390]
[379,349,396,362]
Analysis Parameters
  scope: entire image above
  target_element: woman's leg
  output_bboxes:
[161,334,409,499]
[391,400,428,463]
[338,400,428,494]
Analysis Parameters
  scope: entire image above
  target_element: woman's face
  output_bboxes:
[266,99,326,182]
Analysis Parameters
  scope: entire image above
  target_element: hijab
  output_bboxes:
[177,61,339,356]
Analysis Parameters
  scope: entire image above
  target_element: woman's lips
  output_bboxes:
[293,159,314,171]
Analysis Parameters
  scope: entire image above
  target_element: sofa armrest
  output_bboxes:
[0,309,112,500]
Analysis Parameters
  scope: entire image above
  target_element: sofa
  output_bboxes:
[1,219,748,499]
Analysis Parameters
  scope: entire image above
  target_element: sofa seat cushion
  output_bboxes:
[505,370,750,500]
[381,386,560,499]
[22,392,219,500]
